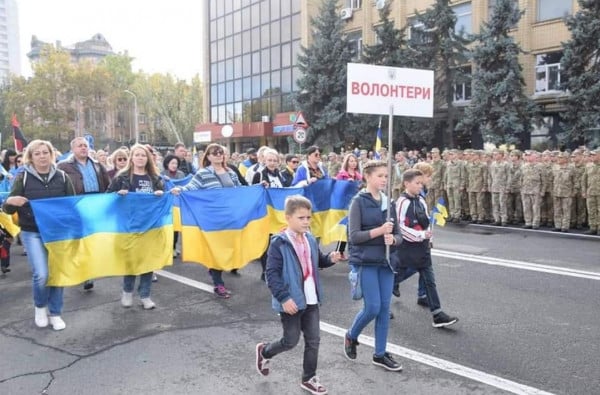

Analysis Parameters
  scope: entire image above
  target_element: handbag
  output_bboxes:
[348,265,362,300]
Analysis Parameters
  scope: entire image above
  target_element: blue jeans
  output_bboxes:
[348,265,394,357]
[398,266,441,315]
[209,269,224,286]
[20,231,64,315]
[396,267,427,299]
[262,304,320,382]
[123,272,153,298]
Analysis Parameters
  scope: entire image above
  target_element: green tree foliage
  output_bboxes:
[294,0,353,148]
[413,0,472,147]
[459,0,536,146]
[560,0,600,144]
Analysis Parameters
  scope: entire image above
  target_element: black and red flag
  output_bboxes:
[11,114,28,153]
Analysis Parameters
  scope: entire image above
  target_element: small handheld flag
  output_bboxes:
[374,117,382,160]
[430,198,448,227]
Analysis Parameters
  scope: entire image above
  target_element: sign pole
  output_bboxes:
[386,104,394,261]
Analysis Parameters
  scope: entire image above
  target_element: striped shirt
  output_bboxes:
[396,194,429,243]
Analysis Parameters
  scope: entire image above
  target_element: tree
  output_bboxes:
[413,0,472,147]
[360,0,433,148]
[459,0,536,146]
[560,0,600,144]
[294,0,353,148]
[133,73,203,145]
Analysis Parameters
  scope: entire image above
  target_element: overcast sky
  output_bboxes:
[18,0,205,81]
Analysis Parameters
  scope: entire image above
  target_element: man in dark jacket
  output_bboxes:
[174,142,193,175]
[58,137,110,290]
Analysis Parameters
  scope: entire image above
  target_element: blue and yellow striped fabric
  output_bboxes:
[30,193,174,286]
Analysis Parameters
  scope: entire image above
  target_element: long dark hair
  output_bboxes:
[2,149,17,171]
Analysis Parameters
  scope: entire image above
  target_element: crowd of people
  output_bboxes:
[0,138,597,394]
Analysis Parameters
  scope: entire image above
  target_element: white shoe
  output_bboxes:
[49,316,66,331]
[140,298,156,310]
[173,248,179,258]
[121,291,133,307]
[152,273,158,282]
[34,307,48,328]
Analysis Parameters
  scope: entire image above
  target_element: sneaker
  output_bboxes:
[49,316,66,331]
[140,298,156,310]
[372,352,403,372]
[173,248,179,259]
[152,273,158,282]
[392,285,400,298]
[230,269,241,276]
[83,280,94,291]
[432,312,458,328]
[344,333,358,360]
[121,291,133,308]
[300,376,327,395]
[255,343,270,376]
[34,307,48,328]
[214,285,231,298]
[1,267,10,274]
[417,297,429,307]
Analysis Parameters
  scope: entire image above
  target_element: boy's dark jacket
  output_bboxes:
[266,231,335,313]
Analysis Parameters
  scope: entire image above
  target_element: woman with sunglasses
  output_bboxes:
[171,143,242,298]
[107,148,130,180]
[281,154,299,187]
[292,146,329,187]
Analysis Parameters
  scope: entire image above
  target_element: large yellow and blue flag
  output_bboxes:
[30,193,174,286]
[178,185,271,270]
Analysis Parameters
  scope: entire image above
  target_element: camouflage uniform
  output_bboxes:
[460,150,470,219]
[507,150,523,224]
[552,153,576,231]
[582,151,600,235]
[540,151,554,227]
[428,150,445,211]
[466,151,487,223]
[520,152,544,228]
[445,151,466,222]
[482,152,493,222]
[488,150,510,225]
[570,152,587,229]
[391,158,410,201]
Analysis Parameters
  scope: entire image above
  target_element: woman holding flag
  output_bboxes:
[3,140,75,330]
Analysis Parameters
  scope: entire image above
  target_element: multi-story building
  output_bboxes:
[0,0,21,82]
[201,0,585,152]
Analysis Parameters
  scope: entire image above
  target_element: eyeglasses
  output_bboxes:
[210,150,224,156]
[116,157,127,162]
[313,153,321,157]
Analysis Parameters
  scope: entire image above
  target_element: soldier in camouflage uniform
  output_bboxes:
[488,149,510,226]
[391,151,410,201]
[327,152,341,179]
[466,150,487,223]
[506,150,523,224]
[582,150,600,235]
[540,151,554,227]
[460,150,471,220]
[428,148,445,211]
[520,151,544,229]
[552,152,576,232]
[570,150,587,229]
[445,150,466,223]
[482,151,493,222]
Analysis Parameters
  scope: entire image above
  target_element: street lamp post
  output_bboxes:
[123,90,139,144]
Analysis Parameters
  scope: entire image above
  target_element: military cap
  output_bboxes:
[510,149,522,157]
[558,152,569,159]
[431,147,440,153]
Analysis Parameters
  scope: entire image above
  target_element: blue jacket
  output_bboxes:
[266,232,334,313]
[292,161,328,186]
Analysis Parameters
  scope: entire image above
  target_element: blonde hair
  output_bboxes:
[117,144,160,179]
[285,195,312,216]
[23,140,56,165]
[413,162,433,176]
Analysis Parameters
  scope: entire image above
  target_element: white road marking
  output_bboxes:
[156,269,555,395]
[468,223,599,239]
[432,249,600,281]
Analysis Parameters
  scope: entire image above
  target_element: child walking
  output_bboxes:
[255,195,341,395]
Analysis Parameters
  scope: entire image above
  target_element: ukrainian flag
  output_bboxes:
[166,175,193,232]
[30,193,174,286]
[430,197,449,227]
[374,126,382,160]
[178,185,270,270]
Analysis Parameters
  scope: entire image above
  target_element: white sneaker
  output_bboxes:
[152,273,158,282]
[49,316,66,331]
[173,248,179,258]
[140,298,156,310]
[34,307,48,328]
[121,291,133,307]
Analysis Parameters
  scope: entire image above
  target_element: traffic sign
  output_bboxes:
[293,127,307,144]
[294,112,308,127]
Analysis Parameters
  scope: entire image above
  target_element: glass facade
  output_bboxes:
[209,0,302,124]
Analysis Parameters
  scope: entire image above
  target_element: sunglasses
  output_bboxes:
[291,160,299,164]
[116,157,128,162]
[210,150,224,156]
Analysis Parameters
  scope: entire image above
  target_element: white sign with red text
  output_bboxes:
[346,63,434,118]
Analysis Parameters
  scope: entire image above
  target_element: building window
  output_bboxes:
[453,66,472,102]
[139,114,147,124]
[408,19,432,46]
[535,52,565,93]
[347,31,363,61]
[537,0,571,21]
[452,2,472,35]
[139,132,148,143]
[346,0,362,9]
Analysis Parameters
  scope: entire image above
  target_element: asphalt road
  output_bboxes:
[0,224,598,395]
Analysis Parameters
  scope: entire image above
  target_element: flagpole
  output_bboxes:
[385,104,393,261]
